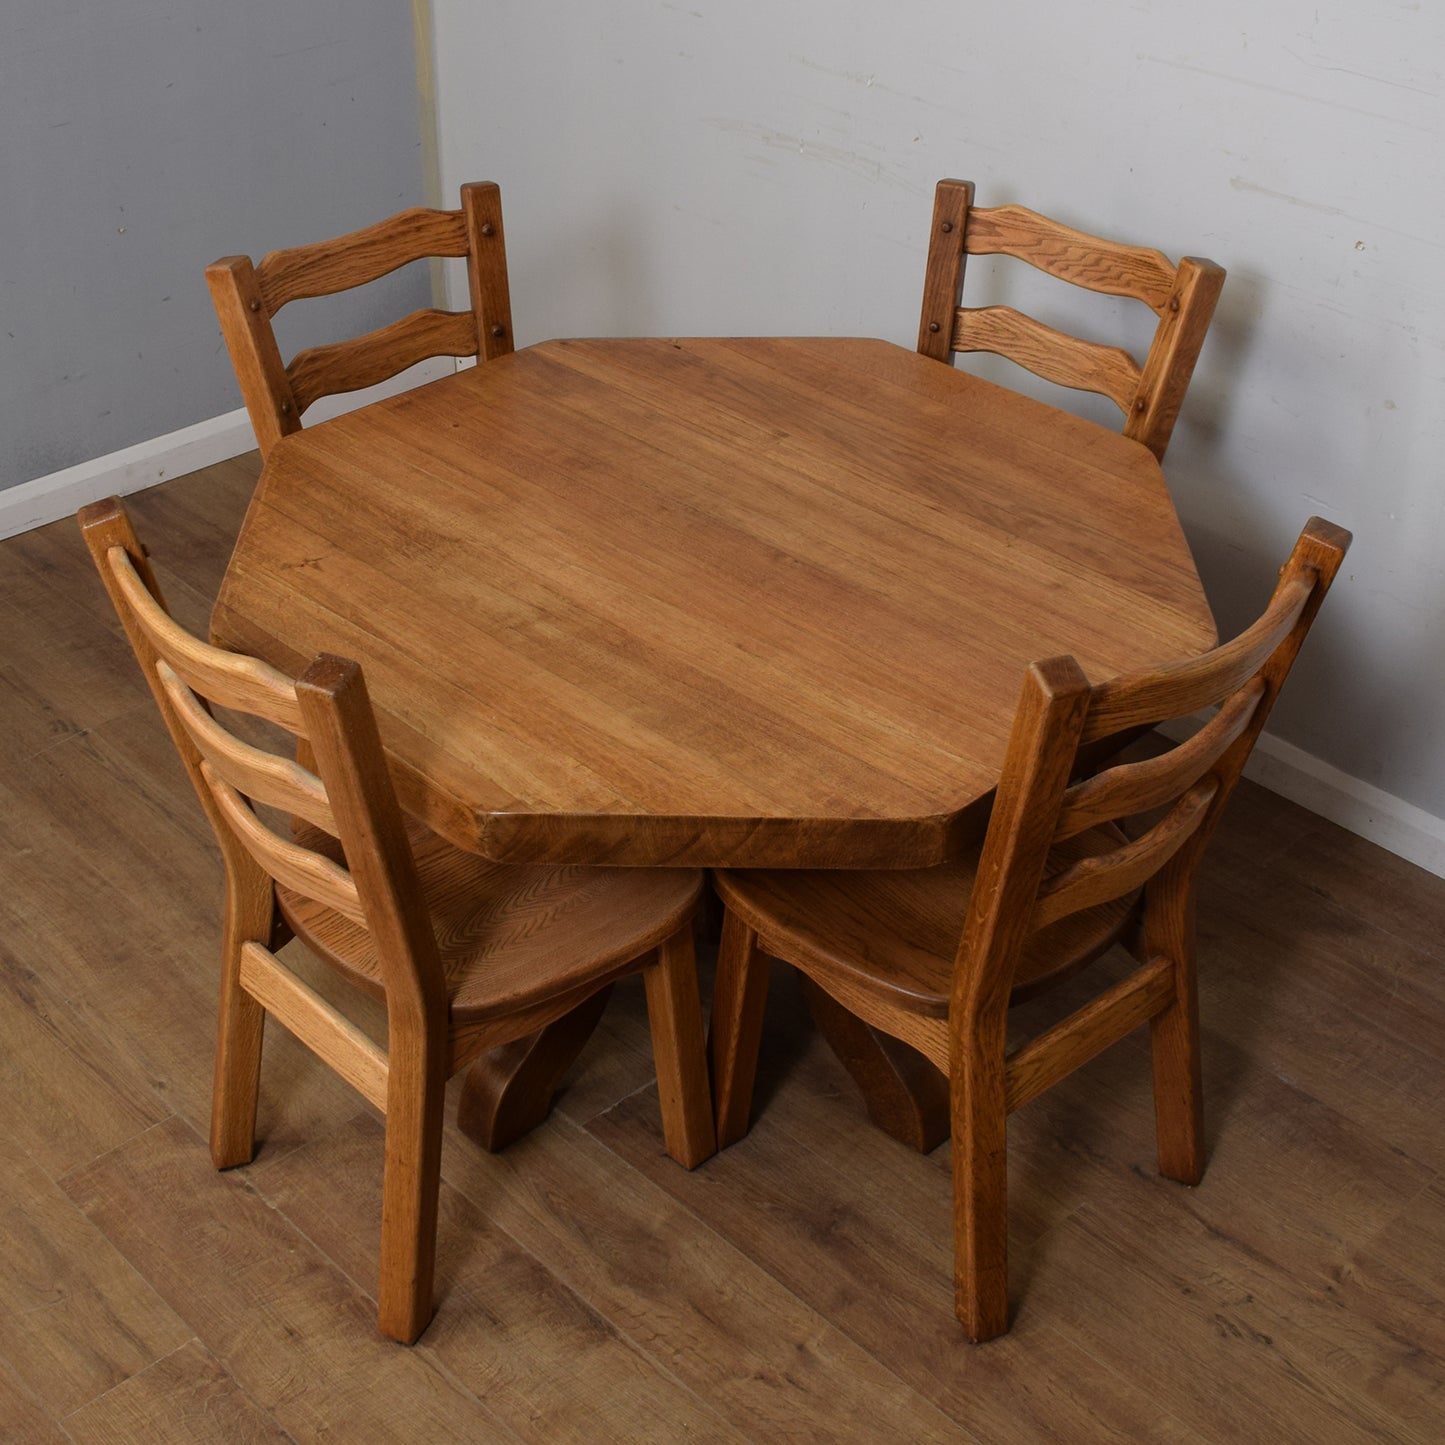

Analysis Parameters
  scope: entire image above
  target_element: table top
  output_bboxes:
[213,335,1217,868]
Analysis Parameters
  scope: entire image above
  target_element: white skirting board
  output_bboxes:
[0,356,454,542]
[1244,732,1445,877]
[5,373,1441,881]
[0,409,256,541]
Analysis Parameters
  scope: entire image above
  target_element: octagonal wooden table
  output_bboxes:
[213,335,1217,1151]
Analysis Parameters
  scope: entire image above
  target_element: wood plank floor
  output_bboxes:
[2,456,1442,1442]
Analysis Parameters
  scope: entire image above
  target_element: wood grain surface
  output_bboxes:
[214,335,1216,868]
[4,462,1444,1440]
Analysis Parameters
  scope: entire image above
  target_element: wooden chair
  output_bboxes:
[710,517,1350,1341]
[207,181,513,458]
[917,178,1226,460]
[78,496,715,1345]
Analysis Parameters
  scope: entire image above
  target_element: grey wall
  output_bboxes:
[2,2,430,491]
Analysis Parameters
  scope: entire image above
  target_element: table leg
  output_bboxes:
[456,986,614,1151]
[801,979,950,1153]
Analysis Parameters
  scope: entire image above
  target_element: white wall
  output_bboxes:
[430,1,1445,839]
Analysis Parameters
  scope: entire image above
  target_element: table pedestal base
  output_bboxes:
[801,980,950,1154]
[456,986,614,1151]
[455,978,949,1158]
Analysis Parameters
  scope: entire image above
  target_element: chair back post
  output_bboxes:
[79,498,218,807]
[1178,515,1351,846]
[77,496,279,916]
[1127,255,1227,460]
[917,178,974,363]
[460,181,515,361]
[78,496,167,624]
[295,655,457,1339]
[1245,515,1351,702]
[949,655,1093,1038]
[1089,518,1349,913]
[294,655,449,1039]
[945,653,1091,1342]
[205,256,302,458]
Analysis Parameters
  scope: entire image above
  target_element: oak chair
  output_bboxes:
[79,497,715,1345]
[206,181,513,458]
[710,517,1350,1341]
[917,178,1226,460]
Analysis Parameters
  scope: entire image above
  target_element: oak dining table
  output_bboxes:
[212,334,1217,1151]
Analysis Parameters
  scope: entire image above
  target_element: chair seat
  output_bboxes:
[713,823,1136,1020]
[280,818,703,1023]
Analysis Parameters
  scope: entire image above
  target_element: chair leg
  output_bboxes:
[210,871,270,1170]
[709,910,770,1148]
[1150,960,1205,1185]
[642,928,717,1170]
[952,1029,1010,1342]
[1146,880,1206,1186]
[377,1035,448,1345]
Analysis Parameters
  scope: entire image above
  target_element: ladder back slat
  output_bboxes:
[1056,683,1264,840]
[1082,577,1313,744]
[287,309,478,415]
[1031,784,1215,931]
[952,306,1140,415]
[258,206,470,315]
[966,204,1179,312]
[157,663,339,838]
[207,768,366,926]
[107,547,305,731]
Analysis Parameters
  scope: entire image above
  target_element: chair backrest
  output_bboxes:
[953,517,1350,1047]
[77,497,445,1021]
[207,181,513,458]
[917,178,1225,460]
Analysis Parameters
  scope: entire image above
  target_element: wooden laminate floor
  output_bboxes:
[2,457,1442,1443]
